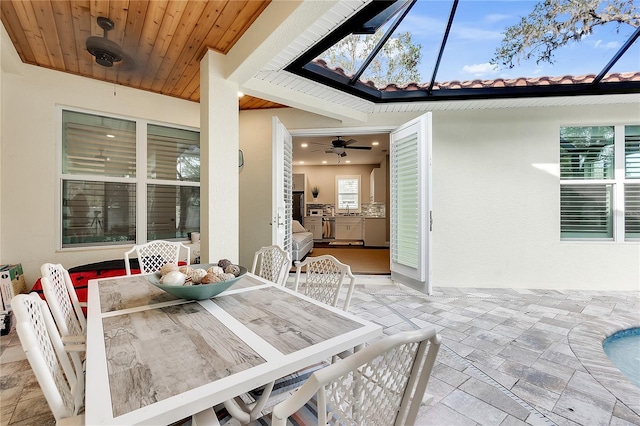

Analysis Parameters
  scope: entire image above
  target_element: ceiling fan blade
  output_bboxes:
[325,150,334,154]
[344,146,372,150]
[343,139,358,145]
[340,151,348,157]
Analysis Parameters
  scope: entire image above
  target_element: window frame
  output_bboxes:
[559,123,639,243]
[335,175,361,214]
[56,106,200,250]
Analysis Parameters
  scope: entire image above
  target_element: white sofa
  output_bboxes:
[292,220,314,261]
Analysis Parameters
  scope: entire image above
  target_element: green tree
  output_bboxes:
[492,0,639,69]
[322,31,421,88]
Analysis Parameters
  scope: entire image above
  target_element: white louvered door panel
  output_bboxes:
[390,113,432,295]
[272,117,293,255]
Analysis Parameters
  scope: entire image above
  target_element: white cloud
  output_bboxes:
[453,27,502,40]
[594,40,621,49]
[462,62,499,77]
[485,13,512,24]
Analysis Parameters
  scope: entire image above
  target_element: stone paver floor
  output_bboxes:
[1,276,638,425]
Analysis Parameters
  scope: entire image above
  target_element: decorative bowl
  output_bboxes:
[148,264,247,300]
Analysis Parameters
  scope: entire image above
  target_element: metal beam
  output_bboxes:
[427,0,459,94]
[350,0,416,85]
[593,26,640,85]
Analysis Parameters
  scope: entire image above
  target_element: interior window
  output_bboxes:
[336,175,361,213]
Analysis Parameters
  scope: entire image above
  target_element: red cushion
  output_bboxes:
[32,268,140,313]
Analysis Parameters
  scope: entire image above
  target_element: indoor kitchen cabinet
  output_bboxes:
[364,218,387,247]
[335,217,362,240]
[293,173,305,191]
[304,217,323,240]
[369,168,385,202]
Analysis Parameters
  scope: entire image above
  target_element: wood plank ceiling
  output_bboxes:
[0,0,285,110]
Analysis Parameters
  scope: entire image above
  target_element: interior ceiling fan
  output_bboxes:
[86,17,136,70]
[325,136,372,157]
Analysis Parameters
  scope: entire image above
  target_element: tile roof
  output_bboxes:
[312,59,640,93]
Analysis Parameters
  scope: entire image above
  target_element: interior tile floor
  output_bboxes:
[1,276,638,426]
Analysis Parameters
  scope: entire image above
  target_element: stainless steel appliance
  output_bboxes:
[292,192,304,223]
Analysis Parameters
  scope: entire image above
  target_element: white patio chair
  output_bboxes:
[251,244,292,286]
[268,327,441,426]
[124,240,190,275]
[293,254,356,311]
[12,293,85,425]
[40,263,86,345]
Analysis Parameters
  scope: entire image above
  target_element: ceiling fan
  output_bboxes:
[325,136,372,157]
[86,17,136,70]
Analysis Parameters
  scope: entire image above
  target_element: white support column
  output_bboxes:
[200,50,239,264]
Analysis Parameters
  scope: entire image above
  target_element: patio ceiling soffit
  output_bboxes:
[229,0,373,122]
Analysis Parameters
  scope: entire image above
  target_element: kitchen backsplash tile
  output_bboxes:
[306,203,385,217]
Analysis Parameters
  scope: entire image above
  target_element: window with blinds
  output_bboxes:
[560,125,638,241]
[625,126,640,239]
[391,133,419,269]
[60,110,199,248]
[336,175,361,213]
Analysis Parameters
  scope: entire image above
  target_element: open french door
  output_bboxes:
[390,113,433,295]
[272,117,293,255]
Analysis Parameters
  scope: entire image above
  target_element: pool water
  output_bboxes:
[603,327,640,388]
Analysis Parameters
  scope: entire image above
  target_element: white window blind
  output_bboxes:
[625,126,640,239]
[63,111,136,177]
[336,176,360,212]
[560,184,613,238]
[147,124,200,181]
[391,133,419,269]
[560,125,639,241]
[625,184,640,239]
[60,109,199,248]
[147,124,201,240]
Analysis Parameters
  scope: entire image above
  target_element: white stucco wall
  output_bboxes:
[239,105,640,291]
[1,64,199,286]
[2,59,638,290]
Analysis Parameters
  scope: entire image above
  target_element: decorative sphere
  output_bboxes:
[160,271,186,286]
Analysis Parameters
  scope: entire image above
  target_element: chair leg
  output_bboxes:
[223,380,275,423]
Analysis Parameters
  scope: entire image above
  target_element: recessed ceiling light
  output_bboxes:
[301,143,308,148]
[299,161,304,164]
[106,134,115,138]
[322,160,327,164]
[372,141,379,146]
[345,160,351,163]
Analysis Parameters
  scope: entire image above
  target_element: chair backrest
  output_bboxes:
[251,245,292,286]
[124,240,190,275]
[271,327,441,426]
[294,255,356,311]
[12,293,85,421]
[40,263,86,339]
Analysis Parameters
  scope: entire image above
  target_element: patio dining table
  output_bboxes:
[84,270,383,425]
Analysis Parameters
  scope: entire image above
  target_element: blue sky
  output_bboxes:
[394,0,640,82]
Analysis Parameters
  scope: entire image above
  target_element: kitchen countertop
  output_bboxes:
[307,215,386,219]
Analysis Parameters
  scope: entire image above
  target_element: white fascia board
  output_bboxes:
[243,77,369,123]
[225,0,336,85]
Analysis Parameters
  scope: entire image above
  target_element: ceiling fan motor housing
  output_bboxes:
[89,48,122,67]
[86,17,124,67]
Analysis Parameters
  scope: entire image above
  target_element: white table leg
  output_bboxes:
[192,408,221,426]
